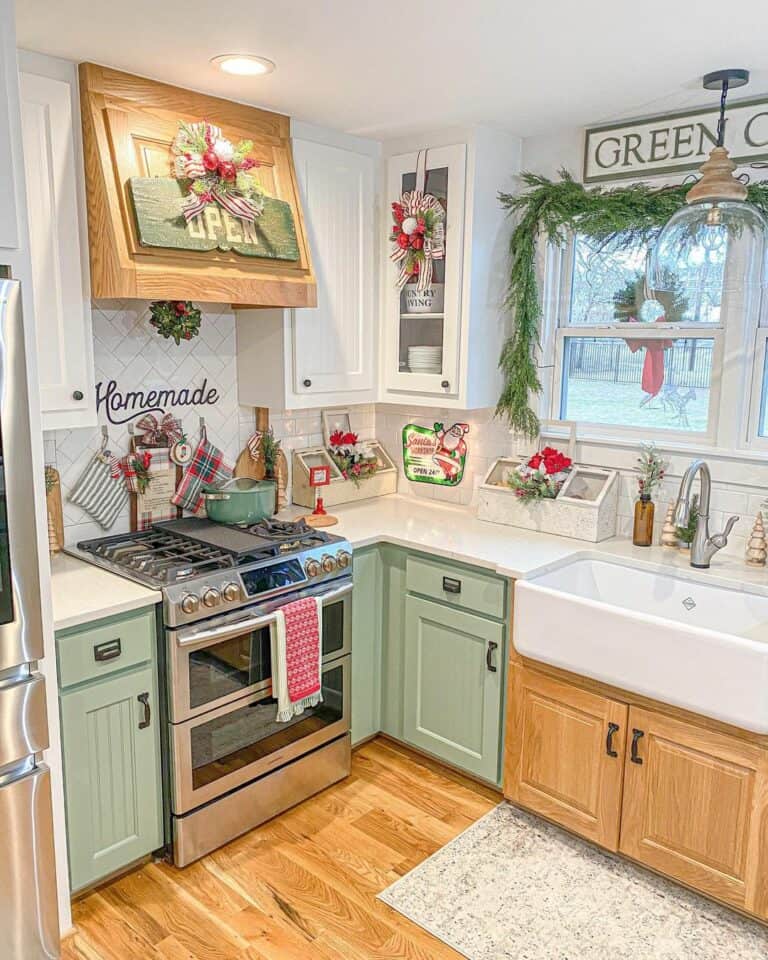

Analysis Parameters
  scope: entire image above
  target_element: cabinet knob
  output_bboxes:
[72,390,84,401]
[441,380,450,389]
[303,379,312,388]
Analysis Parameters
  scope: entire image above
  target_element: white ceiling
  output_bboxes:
[15,0,768,141]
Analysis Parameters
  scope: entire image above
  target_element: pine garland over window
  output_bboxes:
[496,170,768,437]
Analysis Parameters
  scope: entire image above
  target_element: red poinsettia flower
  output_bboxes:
[218,161,236,181]
[528,453,543,469]
[342,432,358,445]
[329,430,346,447]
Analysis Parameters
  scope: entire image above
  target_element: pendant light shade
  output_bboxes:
[648,70,768,296]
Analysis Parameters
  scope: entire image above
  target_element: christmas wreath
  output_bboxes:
[172,121,265,223]
[149,301,202,345]
[390,193,445,291]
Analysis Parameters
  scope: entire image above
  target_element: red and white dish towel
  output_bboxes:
[272,596,323,722]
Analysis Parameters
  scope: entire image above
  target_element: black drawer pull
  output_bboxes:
[631,728,645,764]
[606,722,620,758]
[442,576,461,594]
[486,640,498,673]
[93,638,121,662]
[137,692,151,730]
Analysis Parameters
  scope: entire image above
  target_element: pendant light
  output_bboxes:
[648,68,768,296]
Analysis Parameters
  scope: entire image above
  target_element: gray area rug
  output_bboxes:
[378,803,768,959]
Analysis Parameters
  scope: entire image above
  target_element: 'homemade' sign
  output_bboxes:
[584,97,768,183]
[129,178,300,260]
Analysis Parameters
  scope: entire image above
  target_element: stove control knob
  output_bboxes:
[337,550,351,569]
[181,594,200,615]
[222,582,241,603]
[321,554,337,574]
[202,588,221,608]
[305,558,321,578]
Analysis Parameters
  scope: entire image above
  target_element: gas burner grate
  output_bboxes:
[77,530,236,586]
[246,518,323,542]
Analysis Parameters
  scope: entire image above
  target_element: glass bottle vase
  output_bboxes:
[633,495,655,547]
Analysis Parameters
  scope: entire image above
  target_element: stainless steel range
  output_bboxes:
[72,516,353,866]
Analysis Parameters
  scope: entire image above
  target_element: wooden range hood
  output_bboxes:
[79,63,316,307]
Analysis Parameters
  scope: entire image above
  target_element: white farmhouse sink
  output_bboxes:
[515,557,768,733]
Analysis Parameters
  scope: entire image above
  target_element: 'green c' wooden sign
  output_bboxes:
[129,177,300,261]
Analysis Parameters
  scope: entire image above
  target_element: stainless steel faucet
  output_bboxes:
[674,459,739,568]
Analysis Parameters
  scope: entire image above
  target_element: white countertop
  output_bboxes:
[50,553,162,631]
[50,494,768,630]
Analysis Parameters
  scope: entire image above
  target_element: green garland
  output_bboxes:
[496,170,768,437]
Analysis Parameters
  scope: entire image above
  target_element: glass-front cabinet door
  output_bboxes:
[384,144,467,398]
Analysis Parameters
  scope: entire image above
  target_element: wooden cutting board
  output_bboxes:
[45,466,64,555]
[234,445,266,481]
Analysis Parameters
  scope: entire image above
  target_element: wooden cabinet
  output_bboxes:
[237,136,377,410]
[505,666,627,850]
[380,128,520,408]
[506,664,768,919]
[19,62,96,430]
[403,594,504,782]
[351,546,382,745]
[620,706,768,916]
[57,608,162,892]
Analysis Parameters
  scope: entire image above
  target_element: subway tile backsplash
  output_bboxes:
[44,301,764,557]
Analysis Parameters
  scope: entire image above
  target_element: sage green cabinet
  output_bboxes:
[57,608,162,892]
[351,546,382,744]
[403,595,504,782]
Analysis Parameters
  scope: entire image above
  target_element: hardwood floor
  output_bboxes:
[62,737,500,960]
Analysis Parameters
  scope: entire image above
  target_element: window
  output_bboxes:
[550,232,728,441]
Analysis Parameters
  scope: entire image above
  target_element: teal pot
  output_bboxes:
[202,477,276,524]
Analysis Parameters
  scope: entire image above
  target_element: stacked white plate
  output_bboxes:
[408,345,442,374]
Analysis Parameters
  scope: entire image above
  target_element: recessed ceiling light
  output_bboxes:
[211,54,276,77]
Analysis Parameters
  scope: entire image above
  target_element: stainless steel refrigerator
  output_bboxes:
[0,277,59,958]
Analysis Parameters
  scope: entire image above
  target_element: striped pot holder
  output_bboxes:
[68,451,128,530]
[171,434,232,514]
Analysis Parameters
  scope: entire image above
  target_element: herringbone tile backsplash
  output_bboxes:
[44,301,343,544]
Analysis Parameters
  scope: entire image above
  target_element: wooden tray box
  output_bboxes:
[477,458,619,542]
[292,444,397,508]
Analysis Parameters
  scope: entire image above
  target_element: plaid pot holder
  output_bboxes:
[171,435,232,514]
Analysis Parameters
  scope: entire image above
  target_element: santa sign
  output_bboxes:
[402,422,469,486]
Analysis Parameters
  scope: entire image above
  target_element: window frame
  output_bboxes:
[541,221,761,451]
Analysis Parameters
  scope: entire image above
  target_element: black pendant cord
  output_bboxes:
[716,79,729,148]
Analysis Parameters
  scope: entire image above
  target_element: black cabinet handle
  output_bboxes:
[137,692,151,730]
[442,576,461,594]
[606,722,620,758]
[72,390,84,401]
[441,380,450,389]
[93,638,121,662]
[631,728,644,764]
[486,640,498,672]
[303,379,312,387]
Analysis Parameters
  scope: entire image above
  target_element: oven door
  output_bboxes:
[168,579,351,723]
[171,653,350,814]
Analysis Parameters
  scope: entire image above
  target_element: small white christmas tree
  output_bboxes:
[746,512,767,567]
[661,502,677,548]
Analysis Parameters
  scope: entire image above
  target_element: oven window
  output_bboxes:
[189,626,271,709]
[322,600,345,657]
[190,663,345,790]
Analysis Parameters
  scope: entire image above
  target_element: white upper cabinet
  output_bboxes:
[381,129,521,409]
[20,67,96,430]
[238,135,377,410]
[290,138,376,404]
[0,24,20,250]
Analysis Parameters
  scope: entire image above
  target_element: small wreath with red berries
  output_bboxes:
[148,300,202,345]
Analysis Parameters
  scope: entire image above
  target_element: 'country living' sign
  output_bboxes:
[584,97,768,183]
[129,178,300,260]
